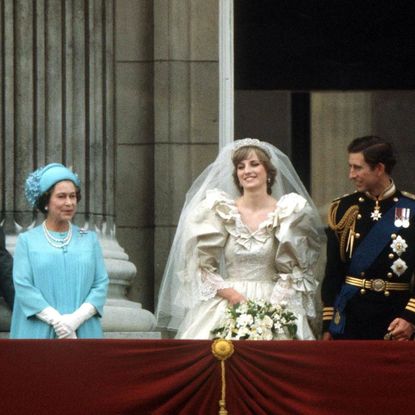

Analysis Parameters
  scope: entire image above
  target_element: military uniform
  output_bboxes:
[322,183,415,339]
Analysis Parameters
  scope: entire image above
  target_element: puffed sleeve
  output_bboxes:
[180,189,234,304]
[270,193,321,317]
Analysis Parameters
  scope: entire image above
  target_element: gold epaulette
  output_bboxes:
[401,191,415,200]
[327,198,359,262]
[331,192,351,203]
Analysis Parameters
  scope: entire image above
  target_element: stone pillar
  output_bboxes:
[0,0,155,335]
[311,92,373,211]
[153,0,220,305]
[310,92,373,336]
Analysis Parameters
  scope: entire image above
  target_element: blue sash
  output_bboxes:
[329,197,415,335]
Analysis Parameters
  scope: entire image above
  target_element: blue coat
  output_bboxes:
[10,225,109,338]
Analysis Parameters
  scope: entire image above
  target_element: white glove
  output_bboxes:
[36,306,62,325]
[37,306,76,338]
[53,321,77,339]
[58,303,97,332]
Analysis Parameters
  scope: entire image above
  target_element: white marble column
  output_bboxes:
[0,0,155,334]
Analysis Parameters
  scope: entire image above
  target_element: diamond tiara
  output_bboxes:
[232,138,271,157]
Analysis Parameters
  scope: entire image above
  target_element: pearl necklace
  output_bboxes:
[42,220,73,249]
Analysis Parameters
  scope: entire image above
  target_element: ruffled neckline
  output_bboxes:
[234,208,277,235]
[205,188,307,248]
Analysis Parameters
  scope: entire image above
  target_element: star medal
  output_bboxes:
[390,235,408,256]
[391,258,408,276]
[371,200,382,221]
[395,207,410,228]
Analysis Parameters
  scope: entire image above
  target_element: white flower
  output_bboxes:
[236,313,254,327]
[255,298,266,308]
[237,326,251,339]
[238,302,249,314]
[211,299,297,340]
[261,315,274,329]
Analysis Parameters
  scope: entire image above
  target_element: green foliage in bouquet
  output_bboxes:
[211,299,297,340]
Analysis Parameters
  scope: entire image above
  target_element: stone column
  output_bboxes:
[310,92,373,336]
[311,92,373,211]
[153,0,220,304]
[0,0,155,335]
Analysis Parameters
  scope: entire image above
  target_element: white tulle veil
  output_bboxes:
[156,138,323,331]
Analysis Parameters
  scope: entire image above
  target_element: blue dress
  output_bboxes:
[10,225,109,339]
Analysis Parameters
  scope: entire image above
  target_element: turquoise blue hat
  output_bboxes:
[25,163,81,207]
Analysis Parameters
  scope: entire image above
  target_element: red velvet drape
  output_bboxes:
[1,339,414,415]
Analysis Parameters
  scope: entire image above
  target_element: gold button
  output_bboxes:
[388,253,394,259]
[359,197,365,202]
[391,234,397,239]
[360,288,366,295]
[357,214,362,219]
[360,272,365,277]
[387,272,393,278]
[355,233,360,239]
[384,291,390,297]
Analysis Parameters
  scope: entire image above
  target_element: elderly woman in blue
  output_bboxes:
[10,163,109,339]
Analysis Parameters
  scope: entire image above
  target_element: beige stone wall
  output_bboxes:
[114,0,219,312]
[153,0,219,299]
[311,91,415,217]
[115,0,155,311]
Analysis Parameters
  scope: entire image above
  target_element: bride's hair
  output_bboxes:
[232,145,277,195]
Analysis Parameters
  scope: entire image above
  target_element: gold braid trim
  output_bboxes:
[327,201,359,262]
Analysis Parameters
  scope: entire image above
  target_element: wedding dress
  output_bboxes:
[175,189,320,339]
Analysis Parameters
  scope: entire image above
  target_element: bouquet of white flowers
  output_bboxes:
[211,299,297,340]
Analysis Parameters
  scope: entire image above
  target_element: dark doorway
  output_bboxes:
[234,1,415,189]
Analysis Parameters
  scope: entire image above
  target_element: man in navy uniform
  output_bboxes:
[322,136,415,340]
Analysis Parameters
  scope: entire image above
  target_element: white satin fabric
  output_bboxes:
[176,189,321,340]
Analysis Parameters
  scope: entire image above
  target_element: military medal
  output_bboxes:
[394,207,410,228]
[390,235,408,255]
[371,199,382,221]
[390,235,408,276]
[391,258,408,276]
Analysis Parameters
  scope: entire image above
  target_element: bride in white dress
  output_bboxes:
[156,139,322,340]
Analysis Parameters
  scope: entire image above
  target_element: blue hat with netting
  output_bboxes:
[24,163,81,207]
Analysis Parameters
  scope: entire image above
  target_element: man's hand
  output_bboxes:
[387,318,414,341]
[322,331,333,340]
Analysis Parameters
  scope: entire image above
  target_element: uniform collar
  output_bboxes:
[365,180,396,201]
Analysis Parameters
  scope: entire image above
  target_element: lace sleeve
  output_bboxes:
[271,193,321,317]
[191,190,234,300]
